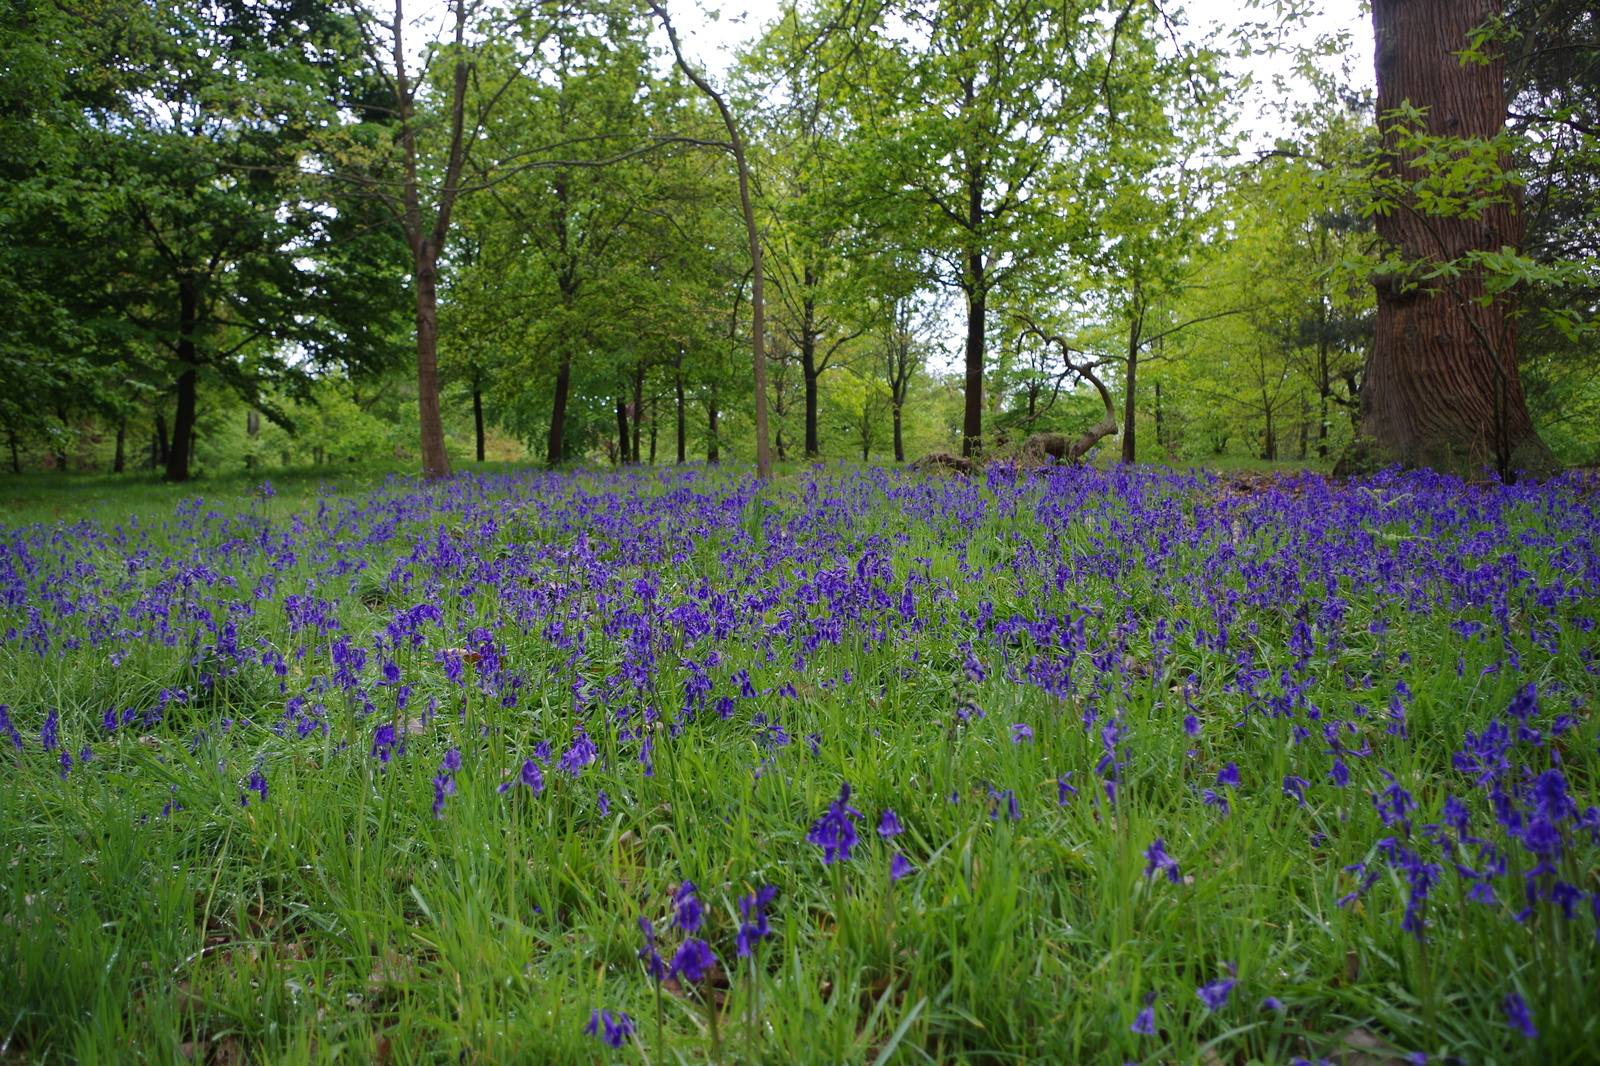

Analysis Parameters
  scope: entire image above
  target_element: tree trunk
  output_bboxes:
[547,353,572,466]
[801,269,821,458]
[648,397,657,464]
[1153,380,1165,458]
[675,372,686,464]
[473,382,485,463]
[113,418,126,474]
[631,364,644,464]
[9,429,21,474]
[164,281,202,482]
[413,249,453,480]
[615,397,629,465]
[1121,288,1142,464]
[892,403,904,463]
[962,261,986,458]
[1354,0,1554,479]
[707,399,719,465]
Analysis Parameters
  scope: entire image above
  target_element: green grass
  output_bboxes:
[0,462,1593,1065]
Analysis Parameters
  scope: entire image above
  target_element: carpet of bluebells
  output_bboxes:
[2,463,1598,1065]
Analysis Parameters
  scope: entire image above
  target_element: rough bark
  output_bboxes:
[1353,0,1555,479]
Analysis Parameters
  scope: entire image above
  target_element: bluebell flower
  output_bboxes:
[736,885,777,957]
[1196,977,1236,1012]
[671,937,716,983]
[1216,763,1240,787]
[1504,992,1537,1038]
[878,808,904,839]
[499,758,544,795]
[807,783,862,863]
[1143,838,1181,883]
[1057,774,1077,804]
[1130,1006,1157,1035]
[597,790,610,815]
[1183,714,1201,736]
[1010,723,1033,743]
[638,916,667,981]
[674,881,703,933]
[1282,776,1309,806]
[889,853,914,881]
[1261,997,1285,1010]
[40,709,58,752]
[584,1008,635,1048]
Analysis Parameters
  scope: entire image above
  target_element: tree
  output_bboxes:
[3,0,402,481]
[1354,0,1555,477]
[648,0,773,478]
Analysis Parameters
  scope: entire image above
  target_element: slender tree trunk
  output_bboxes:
[1153,380,1165,458]
[9,429,21,474]
[892,403,904,463]
[631,364,644,463]
[675,372,686,464]
[1263,399,1276,461]
[648,397,657,464]
[801,270,822,457]
[1121,288,1142,464]
[707,399,719,465]
[164,281,201,482]
[113,418,126,474]
[615,397,629,465]
[1353,0,1553,478]
[547,353,572,466]
[472,383,485,463]
[412,251,452,479]
[156,412,169,466]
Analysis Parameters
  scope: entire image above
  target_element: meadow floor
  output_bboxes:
[1,463,1596,1065]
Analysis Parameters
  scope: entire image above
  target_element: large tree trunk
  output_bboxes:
[164,281,201,482]
[1354,0,1554,479]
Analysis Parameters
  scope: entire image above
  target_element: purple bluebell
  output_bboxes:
[671,937,716,983]
[1143,838,1181,883]
[1196,977,1236,1012]
[40,709,58,752]
[1282,776,1309,806]
[807,783,862,863]
[1130,1006,1157,1035]
[878,808,904,839]
[1010,723,1033,743]
[584,1008,634,1048]
[638,916,667,981]
[1058,774,1077,804]
[736,884,777,957]
[1503,991,1538,1039]
[673,881,703,933]
[890,853,914,881]
[1216,763,1240,787]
